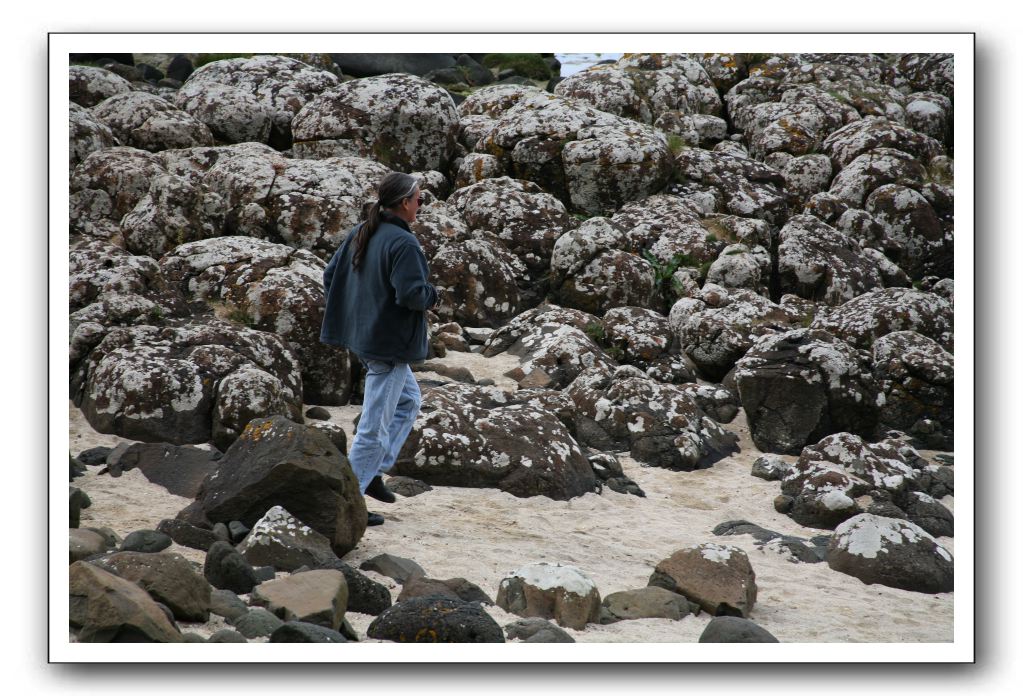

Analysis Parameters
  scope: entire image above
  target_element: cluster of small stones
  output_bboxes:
[68,52,955,641]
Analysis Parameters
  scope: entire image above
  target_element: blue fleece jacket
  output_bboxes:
[319,213,437,363]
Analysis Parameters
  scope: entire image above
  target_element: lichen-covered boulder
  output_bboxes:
[864,183,951,279]
[811,287,953,351]
[872,331,953,437]
[192,147,391,260]
[453,151,506,188]
[550,218,658,315]
[393,384,597,500]
[482,304,599,355]
[780,153,834,205]
[550,194,716,315]
[648,544,757,617]
[734,328,879,453]
[616,53,723,115]
[600,306,672,368]
[776,214,884,305]
[686,53,749,93]
[821,115,945,169]
[73,321,303,446]
[904,91,953,146]
[612,193,719,267]
[705,243,772,294]
[674,148,789,224]
[291,73,458,171]
[70,65,133,107]
[429,235,525,328]
[197,416,366,556]
[554,62,706,123]
[677,383,740,424]
[69,238,182,319]
[502,322,618,390]
[70,102,116,173]
[566,367,739,469]
[894,54,954,101]
[780,433,921,529]
[670,288,799,381]
[826,513,953,593]
[469,87,673,215]
[446,176,577,286]
[70,147,168,238]
[740,89,854,160]
[120,173,224,258]
[408,200,473,259]
[175,55,340,148]
[91,91,215,152]
[828,147,928,207]
[496,562,601,630]
[159,236,351,405]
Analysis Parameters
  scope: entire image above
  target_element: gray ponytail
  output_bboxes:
[353,172,418,270]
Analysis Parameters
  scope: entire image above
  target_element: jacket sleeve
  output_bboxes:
[390,239,438,311]
[323,246,340,294]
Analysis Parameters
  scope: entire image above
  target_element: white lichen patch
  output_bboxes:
[506,562,597,596]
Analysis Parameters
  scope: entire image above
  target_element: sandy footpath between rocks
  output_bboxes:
[69,348,954,644]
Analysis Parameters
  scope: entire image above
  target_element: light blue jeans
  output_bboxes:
[348,358,421,494]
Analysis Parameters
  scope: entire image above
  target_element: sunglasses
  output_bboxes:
[413,195,425,206]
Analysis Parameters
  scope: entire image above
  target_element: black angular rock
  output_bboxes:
[305,406,331,421]
[210,589,249,621]
[136,63,164,82]
[212,522,230,543]
[197,416,366,557]
[157,519,218,552]
[208,629,247,643]
[385,476,433,498]
[330,53,456,78]
[253,566,276,583]
[398,577,493,605]
[230,607,284,639]
[70,487,91,529]
[204,541,258,595]
[316,559,392,616]
[900,491,954,538]
[699,616,779,643]
[76,446,112,467]
[713,520,826,563]
[166,55,194,82]
[107,442,219,498]
[120,529,173,553]
[504,617,575,642]
[358,554,426,585]
[70,455,86,481]
[367,596,505,643]
[228,520,250,543]
[270,621,348,643]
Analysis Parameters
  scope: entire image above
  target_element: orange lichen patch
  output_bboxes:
[414,628,438,641]
[242,419,275,442]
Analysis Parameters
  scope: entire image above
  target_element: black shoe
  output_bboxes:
[367,512,385,526]
[366,475,396,503]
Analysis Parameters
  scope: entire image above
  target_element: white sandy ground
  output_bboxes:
[68,348,954,643]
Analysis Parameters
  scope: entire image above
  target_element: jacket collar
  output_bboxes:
[380,211,413,234]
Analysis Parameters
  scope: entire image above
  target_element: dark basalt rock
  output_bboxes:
[367,596,505,643]
[699,616,779,643]
[270,621,348,643]
[734,328,879,454]
[196,416,366,557]
[203,540,258,595]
